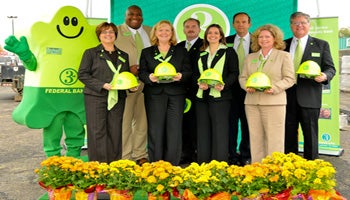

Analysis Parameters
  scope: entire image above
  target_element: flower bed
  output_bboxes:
[35,153,346,199]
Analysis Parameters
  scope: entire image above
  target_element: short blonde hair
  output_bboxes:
[150,20,177,46]
[251,24,285,52]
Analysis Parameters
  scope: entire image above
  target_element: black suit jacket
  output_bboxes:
[194,47,239,102]
[139,45,192,95]
[177,38,203,63]
[177,38,204,97]
[78,44,129,98]
[285,36,336,108]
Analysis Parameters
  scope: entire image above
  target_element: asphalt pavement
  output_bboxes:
[0,86,349,199]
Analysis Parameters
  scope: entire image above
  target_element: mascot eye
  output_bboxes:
[71,17,78,26]
[63,16,70,26]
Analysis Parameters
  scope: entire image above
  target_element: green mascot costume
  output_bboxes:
[4,6,99,158]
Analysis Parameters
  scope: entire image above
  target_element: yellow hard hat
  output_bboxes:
[246,71,271,91]
[184,98,191,113]
[296,60,321,78]
[154,62,177,81]
[111,71,139,90]
[198,68,224,87]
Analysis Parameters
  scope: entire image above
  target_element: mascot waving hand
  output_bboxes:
[4,6,99,158]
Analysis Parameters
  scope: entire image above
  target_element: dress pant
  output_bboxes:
[121,88,148,161]
[181,94,197,162]
[85,94,124,163]
[196,100,230,163]
[285,87,320,160]
[245,104,285,163]
[229,86,250,162]
[144,92,184,166]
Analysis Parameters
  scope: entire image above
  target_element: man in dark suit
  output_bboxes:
[284,12,336,160]
[177,18,203,164]
[226,12,252,166]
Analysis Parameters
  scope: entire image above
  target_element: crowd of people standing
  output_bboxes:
[78,5,335,166]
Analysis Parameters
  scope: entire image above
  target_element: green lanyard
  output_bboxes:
[196,52,225,98]
[154,53,172,63]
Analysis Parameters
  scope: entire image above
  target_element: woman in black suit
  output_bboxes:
[139,20,192,165]
[194,24,238,163]
[78,22,130,163]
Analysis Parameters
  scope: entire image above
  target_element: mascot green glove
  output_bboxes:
[4,6,99,158]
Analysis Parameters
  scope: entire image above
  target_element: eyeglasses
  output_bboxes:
[292,21,309,26]
[101,30,115,34]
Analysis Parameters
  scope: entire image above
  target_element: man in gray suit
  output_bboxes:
[115,5,152,165]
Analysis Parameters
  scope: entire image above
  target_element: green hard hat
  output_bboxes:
[198,68,224,87]
[111,71,139,90]
[246,71,272,91]
[296,60,321,78]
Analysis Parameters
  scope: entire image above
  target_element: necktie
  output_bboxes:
[186,41,191,51]
[237,37,245,73]
[294,39,302,72]
[135,31,144,60]
[257,54,267,72]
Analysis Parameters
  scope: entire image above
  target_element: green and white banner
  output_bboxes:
[111,0,297,39]
[298,17,343,156]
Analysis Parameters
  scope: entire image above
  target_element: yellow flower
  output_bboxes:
[147,176,157,183]
[96,159,140,192]
[70,161,100,190]
[138,160,183,196]
[35,156,83,189]
[156,184,164,192]
[177,160,230,199]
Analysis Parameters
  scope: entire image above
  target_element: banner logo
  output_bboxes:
[173,4,230,41]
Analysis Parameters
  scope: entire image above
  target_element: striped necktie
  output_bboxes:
[237,37,245,73]
[186,41,191,51]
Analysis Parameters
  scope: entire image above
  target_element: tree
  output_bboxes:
[339,27,350,37]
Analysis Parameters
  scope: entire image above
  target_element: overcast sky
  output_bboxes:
[0,0,348,47]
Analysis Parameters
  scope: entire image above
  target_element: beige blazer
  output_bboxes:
[115,24,152,93]
[239,49,295,105]
[115,24,152,66]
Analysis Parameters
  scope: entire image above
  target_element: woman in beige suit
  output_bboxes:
[239,24,295,163]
